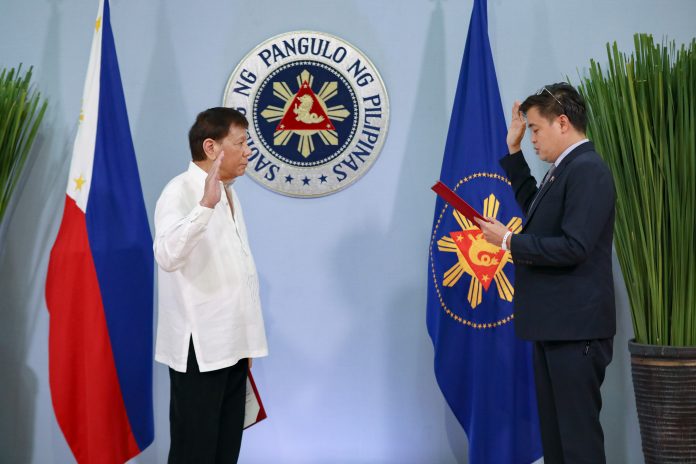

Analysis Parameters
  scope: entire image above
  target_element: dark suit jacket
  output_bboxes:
[499,141,616,341]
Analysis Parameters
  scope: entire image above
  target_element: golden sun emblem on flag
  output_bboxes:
[259,69,351,158]
[437,193,522,309]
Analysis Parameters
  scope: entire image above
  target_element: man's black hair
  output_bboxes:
[189,107,248,161]
[519,82,587,133]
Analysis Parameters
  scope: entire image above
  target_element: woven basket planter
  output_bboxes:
[629,340,696,463]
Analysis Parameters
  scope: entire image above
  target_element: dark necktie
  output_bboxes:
[527,164,556,214]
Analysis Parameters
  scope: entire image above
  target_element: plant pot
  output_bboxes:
[628,339,696,463]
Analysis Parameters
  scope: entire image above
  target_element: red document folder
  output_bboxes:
[243,370,267,429]
[431,181,490,229]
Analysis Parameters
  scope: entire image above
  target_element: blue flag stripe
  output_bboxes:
[85,0,154,450]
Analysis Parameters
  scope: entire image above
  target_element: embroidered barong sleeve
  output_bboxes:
[154,192,215,272]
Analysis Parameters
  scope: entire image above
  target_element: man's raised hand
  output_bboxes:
[506,100,526,153]
[200,151,224,209]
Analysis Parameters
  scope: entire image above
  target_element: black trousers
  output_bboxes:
[168,340,248,464]
[533,338,613,464]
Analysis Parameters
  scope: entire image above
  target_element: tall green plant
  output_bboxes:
[0,65,48,224]
[578,34,695,346]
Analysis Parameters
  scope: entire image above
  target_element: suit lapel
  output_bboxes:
[525,168,557,220]
[522,142,594,230]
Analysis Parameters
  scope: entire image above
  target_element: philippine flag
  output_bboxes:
[45,0,154,462]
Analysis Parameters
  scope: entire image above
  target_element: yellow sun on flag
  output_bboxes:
[437,193,522,309]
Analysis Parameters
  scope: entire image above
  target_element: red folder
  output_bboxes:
[243,370,267,429]
[431,181,490,229]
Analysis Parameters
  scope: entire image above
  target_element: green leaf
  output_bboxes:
[577,35,696,346]
[0,65,48,224]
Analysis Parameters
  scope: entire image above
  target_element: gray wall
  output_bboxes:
[1,1,694,462]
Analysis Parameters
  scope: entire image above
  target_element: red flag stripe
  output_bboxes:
[46,197,139,463]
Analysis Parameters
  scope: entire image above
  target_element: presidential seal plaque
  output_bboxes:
[223,31,389,197]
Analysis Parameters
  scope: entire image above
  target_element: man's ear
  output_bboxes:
[202,138,217,160]
[558,114,572,133]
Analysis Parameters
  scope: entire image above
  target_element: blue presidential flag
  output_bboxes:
[426,0,543,462]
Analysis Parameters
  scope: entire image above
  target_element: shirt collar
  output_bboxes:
[186,161,237,188]
[187,161,209,182]
[554,138,589,167]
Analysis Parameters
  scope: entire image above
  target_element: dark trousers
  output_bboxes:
[533,338,613,464]
[168,340,248,464]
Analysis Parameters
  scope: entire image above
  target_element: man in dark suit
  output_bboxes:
[476,82,616,464]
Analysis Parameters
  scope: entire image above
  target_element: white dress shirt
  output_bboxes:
[555,138,589,167]
[154,162,268,372]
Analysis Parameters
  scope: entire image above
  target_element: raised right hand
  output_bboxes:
[506,100,526,153]
[200,151,224,209]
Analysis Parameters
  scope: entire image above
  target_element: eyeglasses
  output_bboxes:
[536,86,563,109]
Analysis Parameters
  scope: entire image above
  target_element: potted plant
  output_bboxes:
[577,34,696,463]
[0,65,47,238]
